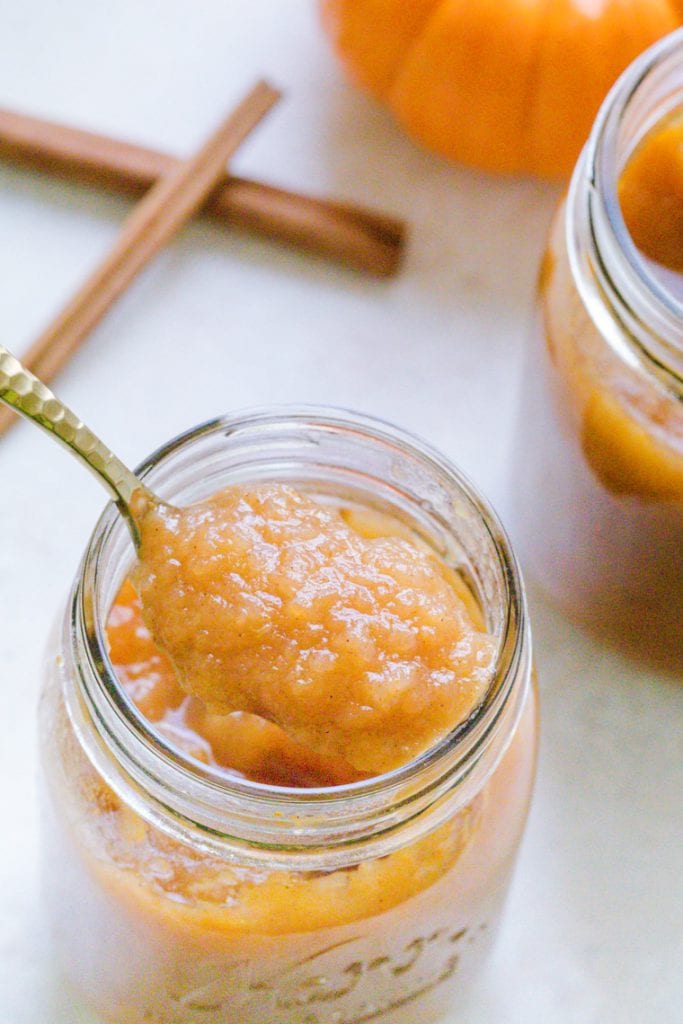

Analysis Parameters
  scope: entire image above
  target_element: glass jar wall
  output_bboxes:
[509,32,683,666]
[39,408,536,1024]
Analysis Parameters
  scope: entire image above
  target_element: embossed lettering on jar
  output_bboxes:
[40,409,537,1024]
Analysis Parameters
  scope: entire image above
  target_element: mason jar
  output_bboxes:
[509,30,683,666]
[40,407,537,1024]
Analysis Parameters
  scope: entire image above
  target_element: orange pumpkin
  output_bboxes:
[320,1,683,179]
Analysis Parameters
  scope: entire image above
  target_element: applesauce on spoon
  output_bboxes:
[133,482,495,775]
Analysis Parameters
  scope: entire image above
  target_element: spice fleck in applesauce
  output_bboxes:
[132,484,495,775]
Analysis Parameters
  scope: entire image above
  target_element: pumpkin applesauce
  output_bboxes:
[544,110,683,502]
[619,110,683,277]
[511,92,683,664]
[41,424,537,1024]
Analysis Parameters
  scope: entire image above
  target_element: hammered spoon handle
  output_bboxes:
[0,343,153,546]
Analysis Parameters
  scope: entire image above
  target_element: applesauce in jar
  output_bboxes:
[509,31,683,666]
[40,409,536,1024]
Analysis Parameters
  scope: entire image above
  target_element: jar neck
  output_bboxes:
[568,29,683,394]
[64,408,531,870]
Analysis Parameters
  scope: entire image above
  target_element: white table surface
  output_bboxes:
[0,4,681,1022]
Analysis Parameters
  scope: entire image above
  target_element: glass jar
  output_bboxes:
[509,31,683,666]
[40,407,537,1024]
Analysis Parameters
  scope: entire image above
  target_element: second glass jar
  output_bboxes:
[509,31,683,666]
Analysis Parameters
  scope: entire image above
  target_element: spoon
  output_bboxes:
[0,343,154,546]
[1,343,495,776]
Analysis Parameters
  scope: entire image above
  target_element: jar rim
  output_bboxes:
[68,406,530,861]
[578,27,683,385]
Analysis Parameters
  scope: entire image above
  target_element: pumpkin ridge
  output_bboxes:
[666,1,683,24]
[384,0,451,104]
[519,0,554,178]
[329,0,445,101]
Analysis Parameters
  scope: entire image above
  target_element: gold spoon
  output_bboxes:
[0,343,154,545]
[1,342,495,776]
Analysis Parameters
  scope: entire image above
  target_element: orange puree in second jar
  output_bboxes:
[134,483,495,775]
[575,110,683,502]
[619,111,683,274]
[538,109,683,506]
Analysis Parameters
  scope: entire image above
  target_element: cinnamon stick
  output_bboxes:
[0,81,280,437]
[0,107,405,276]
